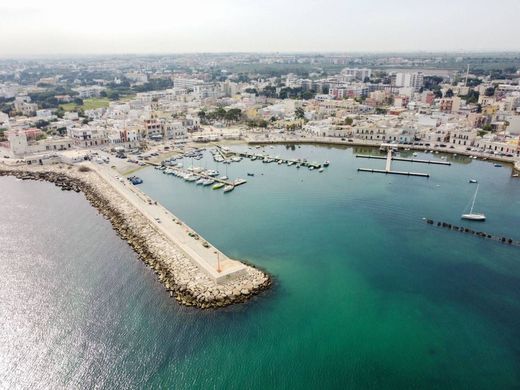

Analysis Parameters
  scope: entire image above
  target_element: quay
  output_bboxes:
[0,162,271,309]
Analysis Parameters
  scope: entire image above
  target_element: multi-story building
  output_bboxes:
[393,72,424,91]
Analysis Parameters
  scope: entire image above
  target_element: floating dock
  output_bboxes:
[356,154,451,165]
[357,147,447,178]
[357,168,430,177]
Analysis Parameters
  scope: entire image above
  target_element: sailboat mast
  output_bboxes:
[470,184,479,214]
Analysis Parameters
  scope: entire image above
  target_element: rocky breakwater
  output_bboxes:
[0,163,272,309]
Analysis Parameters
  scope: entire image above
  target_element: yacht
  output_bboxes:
[212,183,225,190]
[461,184,486,221]
[202,179,215,186]
[196,178,205,185]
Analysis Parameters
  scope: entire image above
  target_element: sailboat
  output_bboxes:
[461,184,486,221]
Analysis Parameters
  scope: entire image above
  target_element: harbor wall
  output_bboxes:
[0,163,271,309]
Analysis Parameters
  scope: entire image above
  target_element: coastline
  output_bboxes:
[0,163,271,309]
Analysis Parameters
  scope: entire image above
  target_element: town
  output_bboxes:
[0,53,519,173]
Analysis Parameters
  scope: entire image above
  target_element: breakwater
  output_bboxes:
[0,163,271,309]
[424,218,520,247]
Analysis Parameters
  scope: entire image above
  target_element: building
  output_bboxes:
[340,68,372,81]
[393,72,424,91]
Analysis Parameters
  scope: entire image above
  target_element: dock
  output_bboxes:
[357,146,448,178]
[356,154,451,165]
[357,168,430,177]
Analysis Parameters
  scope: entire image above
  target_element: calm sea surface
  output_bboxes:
[1,144,520,389]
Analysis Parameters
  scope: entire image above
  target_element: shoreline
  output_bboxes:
[0,163,272,309]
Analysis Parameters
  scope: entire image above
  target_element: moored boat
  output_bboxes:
[223,185,234,193]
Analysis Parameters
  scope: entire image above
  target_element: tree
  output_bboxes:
[35,120,49,129]
[198,110,206,124]
[295,107,305,120]
[344,117,353,126]
[445,89,454,98]
[73,97,84,106]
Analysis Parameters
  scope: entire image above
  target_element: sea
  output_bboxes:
[1,144,520,389]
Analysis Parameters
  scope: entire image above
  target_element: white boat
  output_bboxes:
[223,185,234,193]
[413,152,417,157]
[220,176,229,180]
[318,167,324,172]
[461,184,486,221]
[196,178,205,185]
[202,179,215,186]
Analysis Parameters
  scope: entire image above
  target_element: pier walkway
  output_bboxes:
[94,164,247,283]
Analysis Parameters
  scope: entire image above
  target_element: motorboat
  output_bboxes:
[223,185,235,193]
[212,183,225,190]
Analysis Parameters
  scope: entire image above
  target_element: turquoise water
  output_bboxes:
[1,144,520,389]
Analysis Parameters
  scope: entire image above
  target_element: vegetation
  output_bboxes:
[60,97,110,112]
[198,108,242,125]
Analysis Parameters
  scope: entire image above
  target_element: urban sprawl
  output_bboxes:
[1,53,519,167]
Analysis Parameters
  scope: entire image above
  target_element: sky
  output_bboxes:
[1,0,520,56]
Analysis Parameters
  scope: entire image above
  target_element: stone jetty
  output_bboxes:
[0,163,271,309]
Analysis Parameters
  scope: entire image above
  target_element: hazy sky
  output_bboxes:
[1,0,520,56]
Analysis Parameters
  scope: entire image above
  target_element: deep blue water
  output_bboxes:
[1,144,520,389]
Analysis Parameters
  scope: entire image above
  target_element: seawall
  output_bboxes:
[0,163,271,309]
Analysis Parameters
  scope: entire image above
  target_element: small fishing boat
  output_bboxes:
[494,163,502,167]
[323,161,330,167]
[223,185,234,193]
[318,168,324,172]
[212,183,225,190]
[247,173,254,177]
[469,179,478,183]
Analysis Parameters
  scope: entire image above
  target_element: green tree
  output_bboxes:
[484,87,495,97]
[295,107,305,120]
